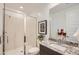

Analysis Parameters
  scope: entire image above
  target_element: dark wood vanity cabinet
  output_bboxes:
[40,44,62,55]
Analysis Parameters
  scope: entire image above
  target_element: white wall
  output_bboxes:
[28,6,50,42]
[37,6,50,42]
[50,4,79,43]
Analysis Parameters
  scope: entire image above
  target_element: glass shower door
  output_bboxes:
[4,3,24,55]
[0,3,4,55]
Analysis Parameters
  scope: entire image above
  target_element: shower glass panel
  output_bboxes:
[4,3,24,55]
[0,3,4,55]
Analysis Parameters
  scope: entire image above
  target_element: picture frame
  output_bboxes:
[38,20,47,35]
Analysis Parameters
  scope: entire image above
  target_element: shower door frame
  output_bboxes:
[3,3,5,55]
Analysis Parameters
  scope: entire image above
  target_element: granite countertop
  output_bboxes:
[40,40,79,55]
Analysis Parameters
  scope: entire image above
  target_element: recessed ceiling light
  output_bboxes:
[20,6,23,9]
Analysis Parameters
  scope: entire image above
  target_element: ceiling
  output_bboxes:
[5,3,49,14]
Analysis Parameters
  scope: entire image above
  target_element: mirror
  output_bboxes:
[50,3,79,43]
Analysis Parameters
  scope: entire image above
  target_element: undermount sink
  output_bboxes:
[49,44,67,52]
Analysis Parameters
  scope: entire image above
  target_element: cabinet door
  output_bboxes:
[40,44,62,55]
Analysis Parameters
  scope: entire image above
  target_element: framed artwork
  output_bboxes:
[38,20,47,35]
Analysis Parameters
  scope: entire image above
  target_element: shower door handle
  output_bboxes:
[24,35,26,43]
[0,36,1,44]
